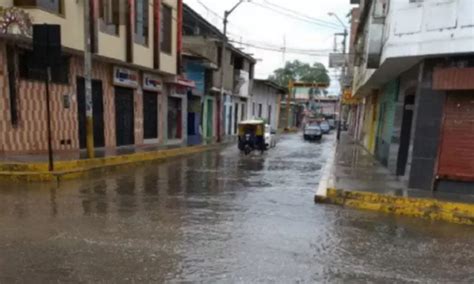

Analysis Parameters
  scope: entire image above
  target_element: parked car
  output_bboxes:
[264,124,277,149]
[319,120,331,134]
[327,119,336,130]
[303,124,322,141]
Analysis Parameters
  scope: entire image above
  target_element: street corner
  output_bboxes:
[0,143,223,183]
[321,188,474,226]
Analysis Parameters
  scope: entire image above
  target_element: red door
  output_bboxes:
[437,92,474,182]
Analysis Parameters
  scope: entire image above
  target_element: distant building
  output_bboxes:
[250,80,286,130]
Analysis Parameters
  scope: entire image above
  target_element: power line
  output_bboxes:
[250,2,341,30]
[228,38,332,53]
[261,0,342,29]
[229,40,330,56]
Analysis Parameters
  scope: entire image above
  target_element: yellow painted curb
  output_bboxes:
[0,143,224,182]
[281,127,299,133]
[315,188,474,226]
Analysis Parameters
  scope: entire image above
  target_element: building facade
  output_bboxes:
[0,0,188,158]
[348,0,474,192]
[249,80,285,130]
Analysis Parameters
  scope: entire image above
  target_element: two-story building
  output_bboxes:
[182,4,256,141]
[0,0,185,159]
[350,0,474,192]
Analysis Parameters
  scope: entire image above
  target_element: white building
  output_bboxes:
[249,80,286,130]
[353,0,474,96]
[350,0,474,192]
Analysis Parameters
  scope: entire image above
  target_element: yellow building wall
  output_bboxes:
[160,0,178,75]
[5,0,177,74]
[98,26,127,62]
[25,2,85,51]
[0,0,13,7]
[133,1,154,69]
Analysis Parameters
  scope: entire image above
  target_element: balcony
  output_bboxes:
[352,0,474,97]
[233,69,250,98]
[182,36,219,66]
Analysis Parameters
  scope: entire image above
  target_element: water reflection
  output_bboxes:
[0,134,473,282]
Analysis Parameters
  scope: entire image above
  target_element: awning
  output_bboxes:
[165,76,196,88]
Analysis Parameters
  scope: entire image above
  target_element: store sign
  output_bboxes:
[329,53,347,68]
[176,77,196,88]
[113,66,138,88]
[143,73,162,92]
[342,89,359,105]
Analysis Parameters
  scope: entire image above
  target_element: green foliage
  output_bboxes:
[268,60,330,88]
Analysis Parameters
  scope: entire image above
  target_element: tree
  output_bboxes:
[268,60,330,88]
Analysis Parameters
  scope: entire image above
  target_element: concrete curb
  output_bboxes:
[315,188,474,226]
[0,143,228,183]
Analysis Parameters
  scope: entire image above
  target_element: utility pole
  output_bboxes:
[218,0,245,142]
[328,12,348,142]
[337,29,347,141]
[45,66,54,171]
[286,80,294,130]
[84,0,95,158]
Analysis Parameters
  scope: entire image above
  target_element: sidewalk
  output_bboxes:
[0,137,236,182]
[316,132,474,225]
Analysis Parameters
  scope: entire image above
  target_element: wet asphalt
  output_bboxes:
[0,133,473,283]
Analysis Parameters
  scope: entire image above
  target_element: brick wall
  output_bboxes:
[0,43,117,154]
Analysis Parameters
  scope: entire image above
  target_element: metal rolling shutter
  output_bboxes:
[438,92,474,181]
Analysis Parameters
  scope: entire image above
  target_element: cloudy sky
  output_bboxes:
[184,0,354,95]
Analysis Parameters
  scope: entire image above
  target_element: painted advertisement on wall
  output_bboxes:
[185,61,205,95]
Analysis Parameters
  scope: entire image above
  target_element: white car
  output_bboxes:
[264,124,277,149]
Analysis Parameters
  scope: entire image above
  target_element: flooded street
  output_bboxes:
[0,134,473,283]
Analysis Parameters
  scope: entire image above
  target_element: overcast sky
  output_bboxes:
[184,0,354,95]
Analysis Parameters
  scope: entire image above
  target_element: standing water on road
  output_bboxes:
[0,134,473,282]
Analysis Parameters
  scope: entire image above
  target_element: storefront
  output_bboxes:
[187,92,202,145]
[166,77,194,144]
[375,80,398,166]
[168,96,182,140]
[433,67,474,185]
[113,67,138,146]
[184,61,204,145]
[142,73,162,143]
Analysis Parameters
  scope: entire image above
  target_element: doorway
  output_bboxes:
[234,103,239,134]
[77,77,105,149]
[143,91,158,140]
[227,105,232,135]
[168,96,182,140]
[115,87,135,146]
[206,99,213,138]
[396,94,415,176]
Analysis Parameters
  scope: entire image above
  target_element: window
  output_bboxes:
[15,0,63,14]
[249,63,255,79]
[268,105,272,123]
[258,104,263,117]
[234,55,244,70]
[135,0,149,45]
[18,50,70,84]
[217,46,222,67]
[98,0,120,35]
[160,4,172,54]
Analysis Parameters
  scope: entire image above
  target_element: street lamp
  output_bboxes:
[218,0,250,142]
[328,12,348,141]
